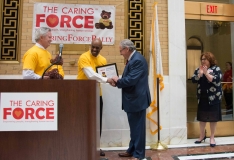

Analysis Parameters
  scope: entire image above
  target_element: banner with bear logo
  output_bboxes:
[32,3,115,45]
[0,92,58,131]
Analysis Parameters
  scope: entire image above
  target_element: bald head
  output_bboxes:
[91,38,103,57]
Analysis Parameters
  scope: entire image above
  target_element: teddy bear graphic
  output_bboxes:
[95,10,113,29]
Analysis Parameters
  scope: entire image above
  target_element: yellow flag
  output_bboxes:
[147,2,164,135]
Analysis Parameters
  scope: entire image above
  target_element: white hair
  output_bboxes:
[119,39,136,51]
[34,27,51,42]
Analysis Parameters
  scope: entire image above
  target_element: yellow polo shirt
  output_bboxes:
[77,50,107,79]
[77,50,107,95]
[23,45,64,77]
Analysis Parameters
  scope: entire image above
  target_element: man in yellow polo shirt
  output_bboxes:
[77,38,114,157]
[22,27,64,79]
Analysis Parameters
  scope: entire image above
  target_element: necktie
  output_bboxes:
[126,60,129,65]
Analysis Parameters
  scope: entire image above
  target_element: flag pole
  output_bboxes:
[150,77,167,150]
[149,2,167,151]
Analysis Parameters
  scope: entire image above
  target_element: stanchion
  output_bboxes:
[150,77,167,150]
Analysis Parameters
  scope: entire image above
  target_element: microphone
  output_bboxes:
[59,44,63,57]
[41,44,64,79]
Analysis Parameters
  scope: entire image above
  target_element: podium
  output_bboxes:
[0,80,100,160]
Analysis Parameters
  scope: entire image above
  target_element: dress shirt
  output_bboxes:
[83,67,107,83]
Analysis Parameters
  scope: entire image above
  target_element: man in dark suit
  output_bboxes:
[112,39,151,160]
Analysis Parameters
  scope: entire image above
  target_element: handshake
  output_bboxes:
[106,76,119,87]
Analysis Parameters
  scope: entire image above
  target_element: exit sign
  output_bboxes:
[201,3,223,15]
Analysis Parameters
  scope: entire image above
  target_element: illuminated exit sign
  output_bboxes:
[201,3,223,15]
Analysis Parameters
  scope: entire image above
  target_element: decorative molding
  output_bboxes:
[0,0,22,63]
[125,0,145,55]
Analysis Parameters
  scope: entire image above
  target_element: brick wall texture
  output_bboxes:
[0,0,168,76]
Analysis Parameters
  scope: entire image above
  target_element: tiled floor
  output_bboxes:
[100,137,234,160]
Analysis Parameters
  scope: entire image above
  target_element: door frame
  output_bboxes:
[185,1,234,139]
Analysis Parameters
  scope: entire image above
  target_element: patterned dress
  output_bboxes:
[192,65,223,122]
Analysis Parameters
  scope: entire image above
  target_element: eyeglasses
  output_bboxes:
[201,58,207,61]
[120,48,126,52]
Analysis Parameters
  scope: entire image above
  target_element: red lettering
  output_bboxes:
[51,36,68,41]
[214,6,217,13]
[61,15,72,27]
[25,108,34,119]
[3,108,11,119]
[3,107,54,120]
[36,14,46,27]
[67,8,73,14]
[36,14,94,29]
[73,8,79,14]
[62,7,68,14]
[72,16,83,28]
[207,5,217,13]
[46,14,59,28]
[36,108,45,119]
[61,7,94,14]
[13,108,24,119]
[46,108,54,119]
[84,16,94,29]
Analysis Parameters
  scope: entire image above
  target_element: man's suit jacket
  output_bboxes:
[116,51,151,112]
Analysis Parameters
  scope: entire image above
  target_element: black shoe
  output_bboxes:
[100,149,105,156]
[194,135,206,144]
[195,130,207,144]
[210,138,216,147]
[210,143,216,147]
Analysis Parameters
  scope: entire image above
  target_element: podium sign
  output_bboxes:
[0,92,58,131]
[0,80,99,160]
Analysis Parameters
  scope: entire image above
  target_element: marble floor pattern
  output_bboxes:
[100,137,234,160]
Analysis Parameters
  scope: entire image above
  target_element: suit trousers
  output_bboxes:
[126,109,146,159]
